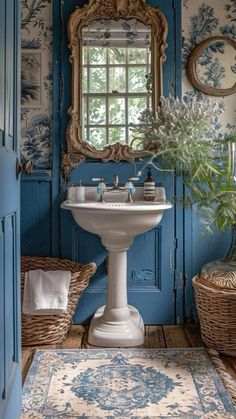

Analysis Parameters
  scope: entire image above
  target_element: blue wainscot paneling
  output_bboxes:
[184,208,231,319]
[21,173,52,256]
[0,0,22,416]
[59,0,180,323]
[60,162,175,324]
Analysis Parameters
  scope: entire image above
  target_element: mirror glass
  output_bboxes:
[81,19,151,150]
[196,40,236,89]
[63,0,167,173]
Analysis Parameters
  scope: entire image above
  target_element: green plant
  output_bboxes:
[184,133,236,233]
[131,95,236,232]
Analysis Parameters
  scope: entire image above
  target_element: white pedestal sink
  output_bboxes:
[61,187,172,347]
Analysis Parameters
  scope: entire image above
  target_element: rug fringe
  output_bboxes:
[207,348,236,406]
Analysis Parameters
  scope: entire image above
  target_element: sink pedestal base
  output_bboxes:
[88,237,145,347]
[88,305,144,347]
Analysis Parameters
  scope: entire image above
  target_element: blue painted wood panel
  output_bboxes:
[0,0,5,147]
[5,0,14,147]
[0,220,5,399]
[59,0,179,324]
[60,161,175,324]
[0,0,21,416]
[184,208,230,320]
[21,176,52,256]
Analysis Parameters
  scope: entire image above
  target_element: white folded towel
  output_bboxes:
[23,269,71,315]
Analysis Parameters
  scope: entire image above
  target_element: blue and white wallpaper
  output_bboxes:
[20,0,236,169]
[21,0,52,169]
[182,0,236,135]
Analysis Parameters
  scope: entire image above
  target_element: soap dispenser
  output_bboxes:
[144,167,156,201]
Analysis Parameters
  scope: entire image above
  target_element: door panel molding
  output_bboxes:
[0,0,21,417]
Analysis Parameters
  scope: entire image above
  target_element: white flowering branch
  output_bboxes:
[131,95,236,232]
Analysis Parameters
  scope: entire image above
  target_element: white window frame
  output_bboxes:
[82,46,151,147]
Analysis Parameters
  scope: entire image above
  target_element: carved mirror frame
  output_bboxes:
[62,0,168,177]
[186,35,236,97]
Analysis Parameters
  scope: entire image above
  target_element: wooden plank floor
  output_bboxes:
[22,324,236,385]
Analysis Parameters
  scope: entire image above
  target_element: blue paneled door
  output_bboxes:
[0,0,21,418]
[60,0,181,324]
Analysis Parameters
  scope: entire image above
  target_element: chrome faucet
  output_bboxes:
[107,175,122,191]
[92,175,136,203]
[112,175,119,189]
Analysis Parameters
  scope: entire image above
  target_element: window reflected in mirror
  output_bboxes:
[82,19,151,150]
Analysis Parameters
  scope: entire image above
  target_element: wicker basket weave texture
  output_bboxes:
[21,256,96,347]
[193,275,236,356]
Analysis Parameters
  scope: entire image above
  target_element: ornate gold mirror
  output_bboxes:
[62,0,168,176]
[186,36,236,97]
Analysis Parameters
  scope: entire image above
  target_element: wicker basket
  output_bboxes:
[21,256,96,346]
[193,273,236,356]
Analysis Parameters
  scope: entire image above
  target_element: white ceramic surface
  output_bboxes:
[61,186,172,347]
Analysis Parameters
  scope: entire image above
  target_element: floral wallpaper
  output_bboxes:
[20,0,236,169]
[21,0,52,169]
[182,0,236,136]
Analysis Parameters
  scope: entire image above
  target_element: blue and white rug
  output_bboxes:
[21,348,236,418]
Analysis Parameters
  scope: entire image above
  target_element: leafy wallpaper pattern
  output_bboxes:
[21,0,52,169]
[20,0,236,169]
[182,0,236,135]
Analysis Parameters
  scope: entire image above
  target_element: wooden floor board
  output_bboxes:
[162,325,191,348]
[81,325,93,349]
[60,325,85,349]
[144,325,166,348]
[184,323,204,347]
[222,356,236,381]
[22,348,35,385]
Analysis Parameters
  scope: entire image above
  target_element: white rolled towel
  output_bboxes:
[23,269,71,315]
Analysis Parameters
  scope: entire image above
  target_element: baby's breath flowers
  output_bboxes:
[132,95,236,232]
[131,95,223,175]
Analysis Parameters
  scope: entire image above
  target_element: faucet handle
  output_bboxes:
[128,176,140,182]
[126,176,139,185]
[125,178,136,203]
[92,177,104,182]
[125,177,136,193]
[92,177,107,202]
[92,177,106,191]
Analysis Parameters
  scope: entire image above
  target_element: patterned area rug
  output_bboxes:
[21,348,236,418]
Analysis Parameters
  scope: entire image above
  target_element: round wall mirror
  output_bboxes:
[186,36,236,97]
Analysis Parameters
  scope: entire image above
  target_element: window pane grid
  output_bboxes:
[83,93,149,98]
[82,46,150,146]
[125,48,129,144]
[105,47,109,144]
[84,124,144,129]
[83,63,148,68]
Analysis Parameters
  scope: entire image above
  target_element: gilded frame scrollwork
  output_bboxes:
[62,0,168,176]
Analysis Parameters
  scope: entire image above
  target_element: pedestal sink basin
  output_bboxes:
[61,187,172,347]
